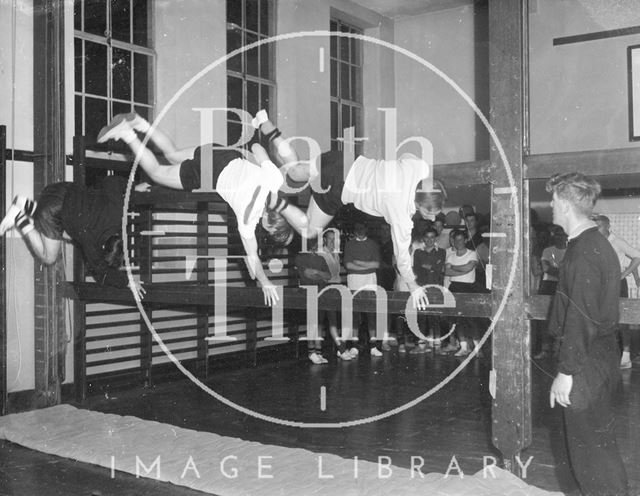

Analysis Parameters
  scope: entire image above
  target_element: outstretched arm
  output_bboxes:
[240,235,279,306]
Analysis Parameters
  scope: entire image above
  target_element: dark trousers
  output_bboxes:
[564,387,628,496]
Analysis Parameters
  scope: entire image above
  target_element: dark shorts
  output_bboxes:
[33,182,74,240]
[311,151,345,216]
[179,143,244,192]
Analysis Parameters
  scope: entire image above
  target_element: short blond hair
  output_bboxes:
[546,172,601,217]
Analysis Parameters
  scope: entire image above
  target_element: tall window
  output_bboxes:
[330,19,363,156]
[74,0,154,142]
[226,0,276,146]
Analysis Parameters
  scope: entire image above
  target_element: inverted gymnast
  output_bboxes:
[0,176,145,296]
[96,113,294,306]
[252,110,443,310]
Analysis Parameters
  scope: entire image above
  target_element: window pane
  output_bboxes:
[245,32,259,76]
[226,28,242,72]
[227,121,243,147]
[227,75,243,119]
[351,66,361,102]
[247,80,259,116]
[134,53,150,104]
[111,0,130,43]
[342,105,351,133]
[74,0,81,31]
[340,62,349,100]
[340,26,350,61]
[352,106,361,135]
[85,41,108,96]
[331,101,338,140]
[351,38,360,66]
[330,59,337,97]
[134,105,151,122]
[132,0,149,46]
[112,48,132,101]
[113,100,131,117]
[259,0,270,35]
[74,38,83,92]
[259,42,271,79]
[75,95,83,137]
[85,97,108,142]
[227,0,242,27]
[84,0,106,36]
[246,0,258,32]
[260,84,273,114]
[330,33,337,59]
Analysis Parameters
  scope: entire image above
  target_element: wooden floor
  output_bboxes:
[0,344,638,496]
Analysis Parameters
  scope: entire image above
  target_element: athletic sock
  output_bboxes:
[12,196,37,216]
[252,109,269,129]
[15,211,34,235]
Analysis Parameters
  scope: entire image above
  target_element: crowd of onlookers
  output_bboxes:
[292,204,493,365]
[530,210,640,369]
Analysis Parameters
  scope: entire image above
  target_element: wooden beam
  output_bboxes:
[433,160,491,185]
[33,0,66,409]
[1,126,7,415]
[63,282,495,318]
[525,147,640,179]
[488,0,531,472]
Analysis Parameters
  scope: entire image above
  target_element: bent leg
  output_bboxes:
[127,137,184,190]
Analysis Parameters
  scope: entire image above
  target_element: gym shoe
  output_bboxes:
[97,113,137,143]
[252,109,269,129]
[620,359,632,370]
[370,348,383,357]
[398,344,407,353]
[0,203,22,235]
[454,347,470,357]
[348,347,359,358]
[337,350,352,361]
[309,352,325,365]
[317,354,328,364]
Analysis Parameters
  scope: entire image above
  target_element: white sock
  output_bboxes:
[132,115,151,133]
[276,140,293,157]
[252,109,269,129]
[121,128,137,144]
[622,351,630,362]
[459,341,468,351]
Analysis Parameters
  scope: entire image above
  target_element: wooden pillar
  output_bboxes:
[488,0,532,473]
[1,126,7,415]
[72,137,87,402]
[138,205,153,385]
[33,0,66,407]
[196,201,210,377]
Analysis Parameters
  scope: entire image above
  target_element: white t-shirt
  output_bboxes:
[216,158,283,240]
[341,153,431,288]
[541,245,565,282]
[608,232,640,271]
[446,248,478,284]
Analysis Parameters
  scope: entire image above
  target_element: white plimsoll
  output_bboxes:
[251,109,269,129]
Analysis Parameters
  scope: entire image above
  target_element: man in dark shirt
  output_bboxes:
[546,172,628,496]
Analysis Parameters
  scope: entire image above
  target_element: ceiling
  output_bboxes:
[348,0,476,19]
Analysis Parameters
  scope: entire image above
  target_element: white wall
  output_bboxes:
[394,5,481,164]
[529,0,640,154]
[154,0,227,146]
